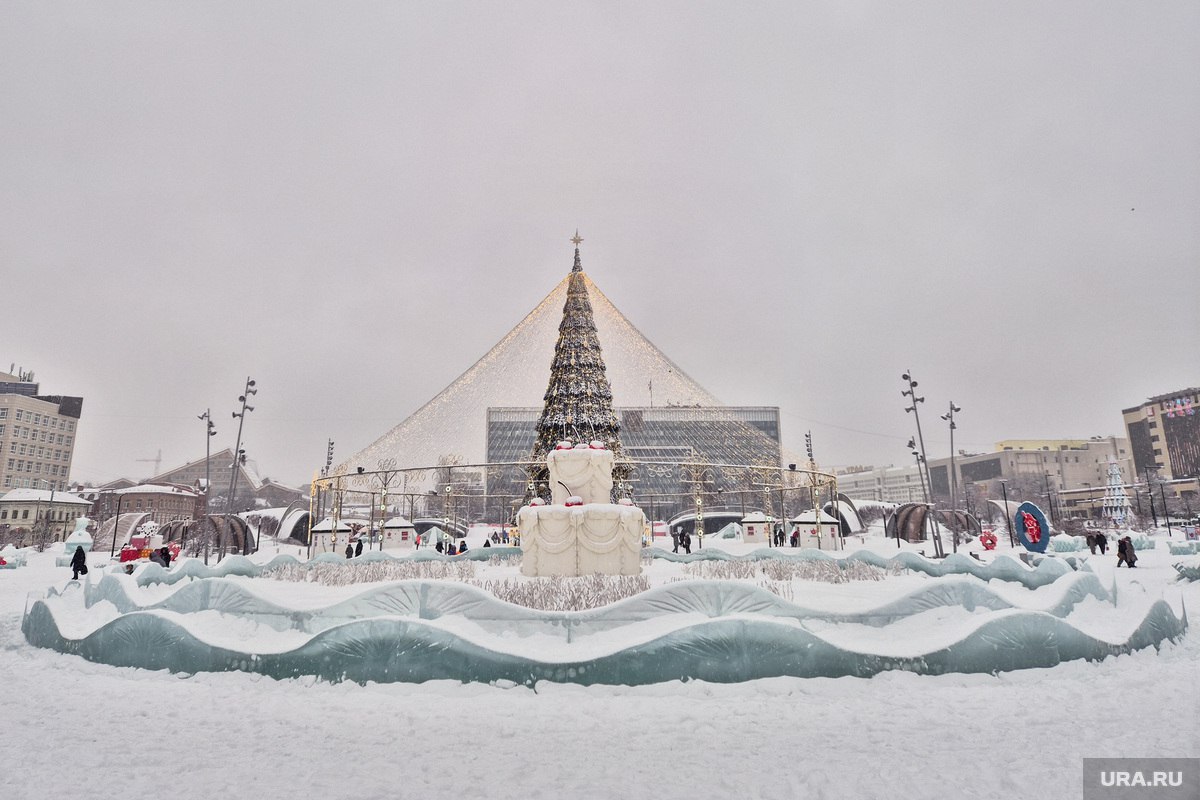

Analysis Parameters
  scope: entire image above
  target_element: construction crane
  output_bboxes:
[136,449,163,478]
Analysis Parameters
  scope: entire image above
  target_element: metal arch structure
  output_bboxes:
[936,509,982,538]
[823,493,866,536]
[93,512,154,554]
[314,459,839,534]
[885,503,933,544]
[986,499,1022,521]
[412,518,469,538]
[665,508,748,537]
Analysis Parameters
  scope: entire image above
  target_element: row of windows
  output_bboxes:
[2,459,66,477]
[0,407,74,430]
[128,498,195,510]
[6,443,69,460]
[0,425,72,447]
[0,508,83,521]
[1,476,66,490]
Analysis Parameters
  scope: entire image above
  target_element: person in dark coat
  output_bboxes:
[435,540,444,554]
[161,547,172,568]
[671,528,680,553]
[149,549,165,567]
[483,539,491,548]
[345,542,354,559]
[354,538,364,557]
[70,546,87,580]
[1085,532,1097,554]
[1117,536,1137,568]
[458,540,468,554]
[1096,533,1107,554]
[680,531,692,555]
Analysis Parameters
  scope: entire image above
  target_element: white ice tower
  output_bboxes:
[1101,459,1132,529]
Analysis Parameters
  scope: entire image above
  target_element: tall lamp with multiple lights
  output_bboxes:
[226,377,256,557]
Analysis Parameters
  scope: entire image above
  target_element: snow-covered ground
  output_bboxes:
[3,533,1198,800]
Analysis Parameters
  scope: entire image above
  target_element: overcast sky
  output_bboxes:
[2,1,1197,488]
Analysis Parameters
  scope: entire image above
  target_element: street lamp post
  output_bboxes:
[379,486,389,552]
[901,372,932,500]
[907,438,930,504]
[33,478,57,549]
[999,479,1014,547]
[31,493,41,549]
[1160,483,1173,536]
[1145,469,1159,528]
[108,492,125,560]
[1042,471,1057,527]
[198,409,216,564]
[226,377,256,557]
[940,402,962,552]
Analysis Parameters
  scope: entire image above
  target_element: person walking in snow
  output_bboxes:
[354,538,364,557]
[70,545,87,580]
[671,528,681,553]
[680,530,692,555]
[345,542,354,559]
[1116,536,1137,568]
[1085,532,1097,554]
[1096,533,1107,555]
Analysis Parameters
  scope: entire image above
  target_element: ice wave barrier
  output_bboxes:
[21,552,1187,686]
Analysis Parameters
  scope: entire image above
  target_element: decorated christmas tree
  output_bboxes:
[1101,458,1132,529]
[528,233,626,497]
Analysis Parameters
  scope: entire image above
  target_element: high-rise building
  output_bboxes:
[1122,387,1200,482]
[0,368,83,493]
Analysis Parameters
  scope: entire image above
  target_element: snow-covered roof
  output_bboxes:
[848,499,899,511]
[149,449,264,491]
[241,507,292,523]
[383,516,416,528]
[0,488,91,506]
[310,517,354,532]
[112,483,200,497]
[790,510,839,524]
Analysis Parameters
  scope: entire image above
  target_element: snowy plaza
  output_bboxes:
[4,527,1199,799]
[4,2,1200,798]
[4,211,1198,800]
[4,200,1199,800]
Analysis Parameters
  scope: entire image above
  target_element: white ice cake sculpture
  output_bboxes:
[519,444,643,576]
[547,444,614,505]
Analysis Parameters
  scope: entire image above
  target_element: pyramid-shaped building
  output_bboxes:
[337,241,782,503]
